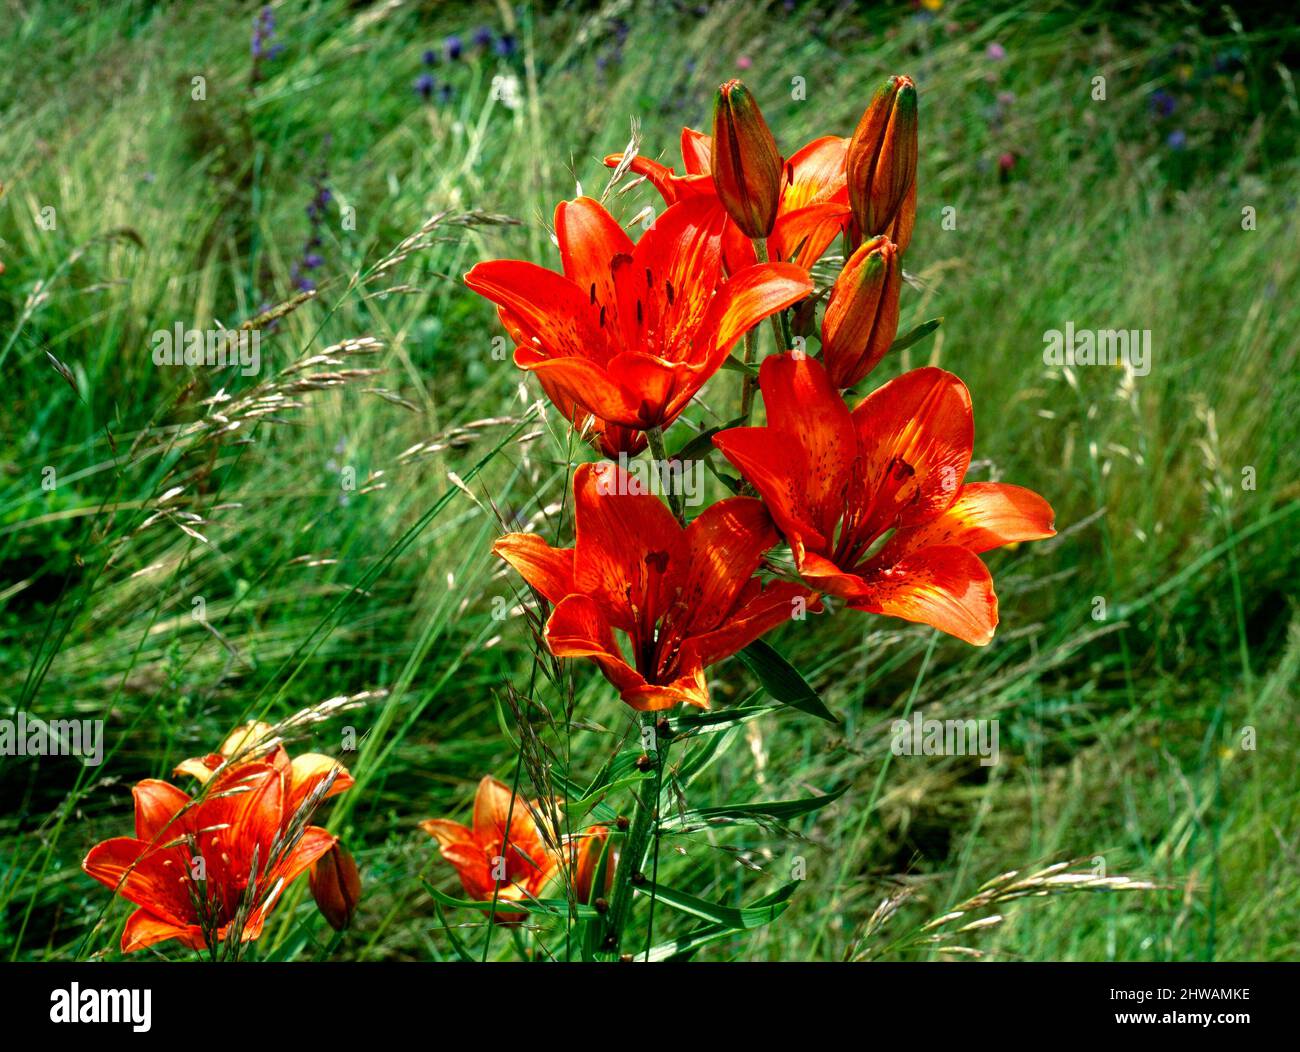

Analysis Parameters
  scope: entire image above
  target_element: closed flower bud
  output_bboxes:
[310,843,361,931]
[846,76,917,251]
[711,79,783,239]
[821,236,901,388]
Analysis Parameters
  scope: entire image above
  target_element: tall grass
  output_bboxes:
[1,0,1297,961]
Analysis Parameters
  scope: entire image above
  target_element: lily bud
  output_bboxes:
[310,842,361,931]
[846,76,917,251]
[711,79,783,239]
[821,235,901,388]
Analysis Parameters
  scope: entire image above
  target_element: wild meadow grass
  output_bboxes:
[1,1,1297,961]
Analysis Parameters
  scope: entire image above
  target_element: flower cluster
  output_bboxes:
[250,5,283,85]
[419,776,613,921]
[468,74,1055,717]
[82,722,354,954]
[414,26,517,105]
[291,159,332,293]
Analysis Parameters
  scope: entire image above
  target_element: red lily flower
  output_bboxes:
[605,127,852,270]
[419,776,561,920]
[492,462,818,710]
[465,196,809,436]
[174,720,354,819]
[82,765,337,953]
[714,355,1055,645]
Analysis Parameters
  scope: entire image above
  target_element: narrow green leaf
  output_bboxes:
[643,885,799,961]
[639,881,798,931]
[661,784,848,830]
[720,354,758,377]
[703,456,743,493]
[889,316,942,354]
[424,883,600,921]
[428,895,476,962]
[671,417,744,464]
[738,640,839,723]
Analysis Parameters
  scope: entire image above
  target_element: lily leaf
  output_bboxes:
[672,417,744,464]
[637,881,798,930]
[429,897,476,962]
[660,783,848,831]
[424,882,601,921]
[720,354,758,377]
[738,640,839,723]
[642,884,799,961]
[889,316,942,354]
[704,457,743,494]
[674,694,775,733]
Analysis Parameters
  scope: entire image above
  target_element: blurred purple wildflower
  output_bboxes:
[1149,90,1176,118]
[250,5,283,82]
[291,162,332,293]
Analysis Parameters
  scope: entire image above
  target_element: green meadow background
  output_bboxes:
[1,0,1297,961]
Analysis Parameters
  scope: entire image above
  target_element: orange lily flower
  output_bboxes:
[465,195,809,437]
[82,765,337,953]
[419,776,561,920]
[174,720,354,818]
[493,462,818,710]
[569,824,616,905]
[604,127,852,270]
[714,355,1055,646]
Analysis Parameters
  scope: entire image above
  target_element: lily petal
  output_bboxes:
[83,837,195,927]
[492,533,576,605]
[849,545,998,646]
[879,482,1056,563]
[132,779,190,842]
[466,260,608,363]
[680,497,779,635]
[683,579,818,669]
[571,463,684,632]
[121,908,204,953]
[287,754,353,816]
[556,196,633,333]
[850,366,973,530]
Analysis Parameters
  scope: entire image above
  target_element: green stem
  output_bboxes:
[752,238,788,354]
[604,712,667,956]
[740,328,758,419]
[646,426,684,524]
